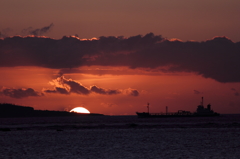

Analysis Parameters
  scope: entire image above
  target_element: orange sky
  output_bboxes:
[1,66,240,115]
[1,1,240,115]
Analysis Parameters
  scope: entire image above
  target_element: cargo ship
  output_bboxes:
[136,97,220,118]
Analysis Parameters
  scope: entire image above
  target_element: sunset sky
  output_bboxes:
[1,0,240,115]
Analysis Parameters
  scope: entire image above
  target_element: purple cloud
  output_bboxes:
[128,89,139,96]
[1,87,43,98]
[44,87,69,94]
[90,85,121,95]
[1,33,240,82]
[193,90,201,95]
[44,76,139,96]
[231,88,239,96]
[21,23,54,36]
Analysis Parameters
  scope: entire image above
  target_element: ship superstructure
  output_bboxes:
[136,97,219,118]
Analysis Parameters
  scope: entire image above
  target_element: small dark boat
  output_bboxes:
[136,97,220,118]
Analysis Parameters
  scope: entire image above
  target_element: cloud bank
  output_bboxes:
[44,76,139,97]
[1,76,139,98]
[1,88,43,99]
[1,33,240,82]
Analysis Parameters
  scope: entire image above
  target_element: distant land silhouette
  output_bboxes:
[0,103,104,118]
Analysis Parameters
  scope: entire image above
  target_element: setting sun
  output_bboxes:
[70,107,90,114]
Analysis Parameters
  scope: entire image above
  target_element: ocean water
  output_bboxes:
[0,115,240,159]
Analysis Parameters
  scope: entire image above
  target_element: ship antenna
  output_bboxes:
[147,103,150,113]
[202,97,204,107]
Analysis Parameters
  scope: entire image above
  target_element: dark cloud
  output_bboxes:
[50,76,91,95]
[193,90,201,95]
[231,88,239,96]
[90,85,121,95]
[1,88,43,99]
[44,76,139,96]
[21,23,54,36]
[44,87,69,95]
[64,80,90,95]
[0,76,139,98]
[1,33,240,82]
[124,88,140,96]
[128,89,139,96]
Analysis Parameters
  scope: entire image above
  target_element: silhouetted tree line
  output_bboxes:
[0,103,103,118]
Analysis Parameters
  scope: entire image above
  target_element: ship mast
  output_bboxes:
[147,103,149,113]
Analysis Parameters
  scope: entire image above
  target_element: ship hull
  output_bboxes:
[137,97,220,118]
[136,112,220,118]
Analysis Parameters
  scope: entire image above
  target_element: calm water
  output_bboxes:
[0,114,240,159]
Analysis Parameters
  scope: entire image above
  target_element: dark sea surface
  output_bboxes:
[1,114,240,159]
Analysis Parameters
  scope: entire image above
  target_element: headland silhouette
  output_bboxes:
[0,103,104,118]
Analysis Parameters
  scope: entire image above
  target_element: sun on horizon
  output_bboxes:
[70,107,90,114]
